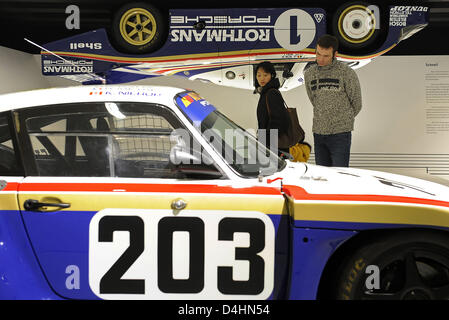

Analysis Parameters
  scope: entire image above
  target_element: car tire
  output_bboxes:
[331,1,384,52]
[332,230,449,300]
[111,2,166,54]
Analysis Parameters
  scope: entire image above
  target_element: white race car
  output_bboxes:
[0,85,448,300]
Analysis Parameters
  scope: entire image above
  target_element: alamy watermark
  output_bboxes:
[169,128,280,166]
[66,5,80,29]
[365,265,380,290]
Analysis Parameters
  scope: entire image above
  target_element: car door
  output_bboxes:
[15,100,288,300]
[0,112,52,299]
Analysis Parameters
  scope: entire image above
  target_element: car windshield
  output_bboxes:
[175,91,286,177]
[201,110,285,177]
[201,110,286,177]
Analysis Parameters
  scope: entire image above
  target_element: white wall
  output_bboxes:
[1,47,448,181]
[349,56,449,180]
[0,47,53,94]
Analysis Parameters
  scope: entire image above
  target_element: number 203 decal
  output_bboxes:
[89,209,275,300]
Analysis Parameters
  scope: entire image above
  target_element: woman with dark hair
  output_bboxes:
[255,61,290,156]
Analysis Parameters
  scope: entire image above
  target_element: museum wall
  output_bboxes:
[0,47,52,94]
[0,46,448,180]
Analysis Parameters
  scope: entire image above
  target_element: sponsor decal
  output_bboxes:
[69,42,103,50]
[171,29,270,43]
[89,88,111,96]
[171,15,271,24]
[180,92,204,108]
[88,87,162,97]
[314,13,324,23]
[43,59,94,73]
[175,92,216,123]
[390,6,428,12]
[389,6,428,26]
[169,9,317,52]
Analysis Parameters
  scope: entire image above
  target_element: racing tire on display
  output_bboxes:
[332,230,449,300]
[111,2,166,54]
[332,2,385,52]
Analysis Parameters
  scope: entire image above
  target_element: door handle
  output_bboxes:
[24,199,71,211]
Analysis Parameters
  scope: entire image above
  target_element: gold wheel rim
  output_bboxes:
[119,8,157,46]
[338,5,376,44]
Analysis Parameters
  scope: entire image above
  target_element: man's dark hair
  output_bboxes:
[317,34,339,53]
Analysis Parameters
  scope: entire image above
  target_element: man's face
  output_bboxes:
[316,45,336,66]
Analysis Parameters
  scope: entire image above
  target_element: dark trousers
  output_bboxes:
[313,132,352,167]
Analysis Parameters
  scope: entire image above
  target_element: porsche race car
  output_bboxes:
[39,3,429,90]
[0,85,449,300]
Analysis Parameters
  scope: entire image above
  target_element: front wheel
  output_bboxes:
[333,230,449,300]
[111,2,167,54]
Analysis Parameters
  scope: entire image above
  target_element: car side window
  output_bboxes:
[0,113,22,176]
[21,102,221,178]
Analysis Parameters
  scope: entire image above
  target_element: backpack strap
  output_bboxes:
[265,90,272,118]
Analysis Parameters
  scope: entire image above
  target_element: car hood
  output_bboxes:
[276,162,449,203]
[272,162,449,230]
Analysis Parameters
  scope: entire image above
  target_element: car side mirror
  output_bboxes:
[169,146,222,179]
[169,146,201,164]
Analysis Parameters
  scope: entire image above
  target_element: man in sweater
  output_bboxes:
[304,34,362,167]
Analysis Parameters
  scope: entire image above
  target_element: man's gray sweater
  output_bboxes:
[304,59,362,135]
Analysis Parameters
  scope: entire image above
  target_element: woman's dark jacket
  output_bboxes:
[256,77,290,148]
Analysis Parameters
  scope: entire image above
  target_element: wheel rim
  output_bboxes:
[359,246,449,300]
[337,5,376,44]
[119,8,157,46]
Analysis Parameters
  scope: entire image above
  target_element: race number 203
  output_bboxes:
[89,209,275,299]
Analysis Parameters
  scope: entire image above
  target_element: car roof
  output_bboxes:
[0,85,188,112]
